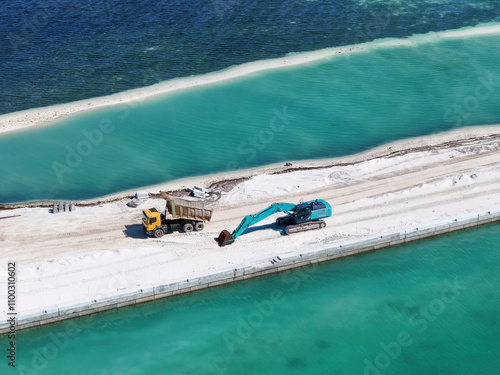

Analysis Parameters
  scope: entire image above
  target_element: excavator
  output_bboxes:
[217,199,332,247]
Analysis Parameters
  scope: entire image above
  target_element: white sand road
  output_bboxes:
[1,127,500,318]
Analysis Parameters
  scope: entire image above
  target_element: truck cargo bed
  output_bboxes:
[161,192,213,222]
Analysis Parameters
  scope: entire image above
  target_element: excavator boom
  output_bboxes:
[217,202,295,247]
[217,199,331,247]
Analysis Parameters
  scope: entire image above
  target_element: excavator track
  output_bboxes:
[285,220,326,235]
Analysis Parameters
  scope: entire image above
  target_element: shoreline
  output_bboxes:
[1,124,499,207]
[2,210,499,334]
[0,125,499,331]
[1,22,500,136]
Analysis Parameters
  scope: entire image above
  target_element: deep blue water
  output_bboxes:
[1,0,500,115]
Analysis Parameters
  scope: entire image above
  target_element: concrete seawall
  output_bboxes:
[2,209,499,334]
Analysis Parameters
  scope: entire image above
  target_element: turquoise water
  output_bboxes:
[2,29,500,203]
[10,223,500,374]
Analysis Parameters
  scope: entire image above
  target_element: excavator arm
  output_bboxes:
[217,202,296,247]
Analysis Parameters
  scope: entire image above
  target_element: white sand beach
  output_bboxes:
[0,126,499,320]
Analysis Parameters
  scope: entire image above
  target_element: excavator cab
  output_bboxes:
[292,203,312,223]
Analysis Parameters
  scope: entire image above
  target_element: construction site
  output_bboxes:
[1,127,500,333]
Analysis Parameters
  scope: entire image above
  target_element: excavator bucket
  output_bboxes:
[217,230,234,247]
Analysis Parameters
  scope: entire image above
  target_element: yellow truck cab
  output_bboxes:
[142,208,162,233]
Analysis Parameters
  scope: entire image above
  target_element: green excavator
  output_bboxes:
[217,199,332,247]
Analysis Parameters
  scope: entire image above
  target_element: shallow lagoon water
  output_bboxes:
[2,30,500,203]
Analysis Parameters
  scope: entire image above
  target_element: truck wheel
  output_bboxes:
[194,222,205,231]
[154,228,164,238]
[183,223,194,232]
[319,221,326,228]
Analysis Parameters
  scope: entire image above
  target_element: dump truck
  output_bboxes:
[142,192,213,238]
